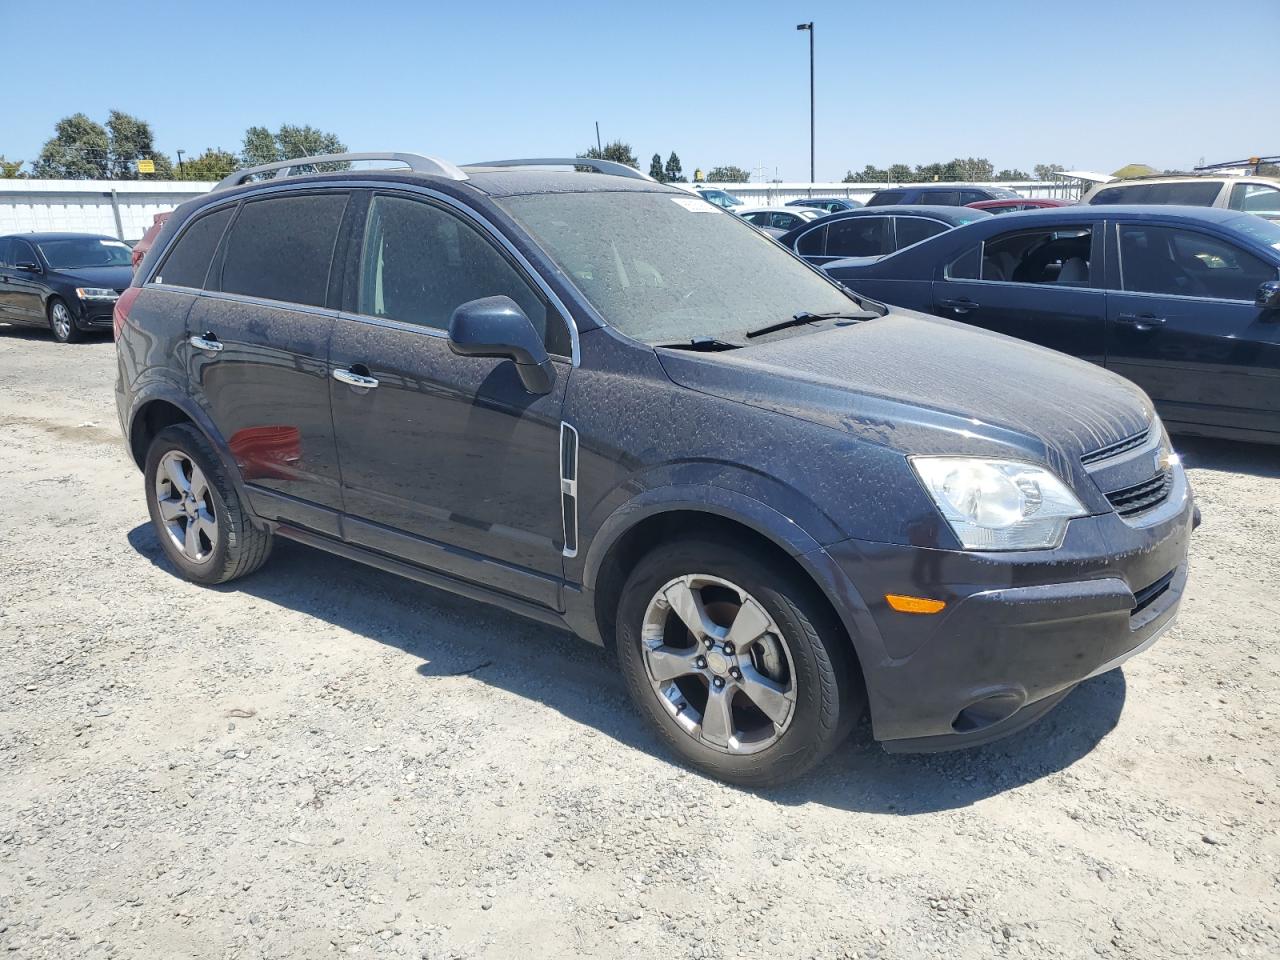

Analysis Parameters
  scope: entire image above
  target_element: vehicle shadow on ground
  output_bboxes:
[1176,436,1280,479]
[128,525,1126,814]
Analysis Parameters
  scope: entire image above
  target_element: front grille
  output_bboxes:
[1132,569,1175,616]
[1106,470,1172,518]
[1081,428,1150,465]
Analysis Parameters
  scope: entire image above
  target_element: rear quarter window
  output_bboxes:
[154,207,233,289]
[866,190,906,207]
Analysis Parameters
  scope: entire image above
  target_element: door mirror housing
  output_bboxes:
[448,295,556,395]
[1257,280,1280,311]
[16,261,41,273]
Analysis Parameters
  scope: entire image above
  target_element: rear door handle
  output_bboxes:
[940,297,979,313]
[1115,313,1166,331]
[332,367,379,390]
[188,333,223,353]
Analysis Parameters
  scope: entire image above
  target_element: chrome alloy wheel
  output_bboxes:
[50,301,73,340]
[154,450,218,563]
[640,574,798,754]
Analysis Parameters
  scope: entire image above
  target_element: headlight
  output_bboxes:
[911,457,1087,550]
[76,287,119,300]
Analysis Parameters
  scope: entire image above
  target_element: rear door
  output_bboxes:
[1105,220,1280,436]
[7,238,46,324]
[929,221,1107,362]
[185,190,352,534]
[0,239,14,319]
[329,190,572,608]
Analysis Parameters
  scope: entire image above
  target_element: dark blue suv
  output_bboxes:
[115,153,1195,785]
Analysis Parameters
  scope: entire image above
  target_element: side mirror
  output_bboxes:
[448,295,556,395]
[1257,280,1280,311]
[16,261,40,273]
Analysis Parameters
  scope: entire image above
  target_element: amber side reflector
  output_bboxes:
[885,594,946,614]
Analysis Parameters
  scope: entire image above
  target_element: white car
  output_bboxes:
[734,206,823,237]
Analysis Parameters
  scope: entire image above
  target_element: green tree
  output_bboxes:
[106,110,172,179]
[33,113,111,178]
[664,152,686,182]
[706,165,750,182]
[649,153,666,182]
[1034,163,1065,180]
[578,140,639,169]
[240,124,347,168]
[1260,162,1279,178]
[996,167,1030,180]
[176,148,239,182]
[241,126,278,167]
[0,156,25,178]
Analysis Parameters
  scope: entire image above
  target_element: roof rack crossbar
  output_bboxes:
[463,157,655,182]
[214,152,469,192]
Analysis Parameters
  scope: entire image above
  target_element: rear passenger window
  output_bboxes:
[946,246,981,280]
[922,191,960,206]
[866,190,905,207]
[958,190,987,205]
[982,227,1093,284]
[357,194,571,356]
[895,217,948,249]
[154,207,232,289]
[219,193,349,307]
[826,217,889,259]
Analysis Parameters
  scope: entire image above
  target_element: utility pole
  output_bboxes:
[176,149,185,177]
[796,22,815,183]
[595,122,602,153]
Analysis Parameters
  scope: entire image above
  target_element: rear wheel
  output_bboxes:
[616,539,861,786]
[144,424,273,585]
[48,298,80,343]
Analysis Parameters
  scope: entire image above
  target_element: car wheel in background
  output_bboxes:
[144,424,273,585]
[47,298,81,343]
[615,538,862,786]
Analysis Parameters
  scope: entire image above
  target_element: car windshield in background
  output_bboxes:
[37,237,132,269]
[500,191,856,345]
[1226,214,1280,252]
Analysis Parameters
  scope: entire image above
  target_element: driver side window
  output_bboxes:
[357,194,571,356]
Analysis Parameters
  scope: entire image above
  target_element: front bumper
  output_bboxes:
[824,467,1195,750]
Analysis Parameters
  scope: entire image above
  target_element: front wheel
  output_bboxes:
[615,539,862,786]
[48,298,81,343]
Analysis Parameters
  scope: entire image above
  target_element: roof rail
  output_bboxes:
[1193,155,1279,175]
[214,152,469,192]
[463,157,656,182]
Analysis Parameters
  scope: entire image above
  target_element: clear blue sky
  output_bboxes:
[3,0,1275,181]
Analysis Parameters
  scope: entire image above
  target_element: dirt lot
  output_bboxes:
[0,328,1277,960]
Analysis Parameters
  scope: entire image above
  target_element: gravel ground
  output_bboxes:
[1,329,1278,960]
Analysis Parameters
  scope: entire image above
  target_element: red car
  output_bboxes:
[965,198,1073,214]
[131,211,172,269]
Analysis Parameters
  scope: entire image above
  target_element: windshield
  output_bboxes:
[37,237,132,269]
[1226,214,1280,253]
[499,191,859,344]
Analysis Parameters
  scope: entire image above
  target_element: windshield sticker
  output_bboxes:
[671,197,716,212]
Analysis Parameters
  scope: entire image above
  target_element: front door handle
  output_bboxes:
[332,367,379,390]
[188,333,223,353]
[940,297,980,313]
[1115,313,1166,332]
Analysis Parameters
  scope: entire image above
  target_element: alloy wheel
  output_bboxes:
[50,302,72,341]
[154,450,218,563]
[640,574,797,754]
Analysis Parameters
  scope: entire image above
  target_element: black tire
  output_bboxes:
[144,423,273,585]
[615,538,863,787]
[47,298,81,344]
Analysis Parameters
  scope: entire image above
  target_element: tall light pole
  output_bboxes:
[176,149,185,177]
[796,22,814,183]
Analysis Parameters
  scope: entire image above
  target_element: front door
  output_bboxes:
[186,190,352,535]
[930,221,1107,363]
[330,191,572,608]
[1106,221,1280,437]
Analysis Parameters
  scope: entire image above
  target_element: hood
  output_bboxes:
[656,311,1153,474]
[55,265,134,290]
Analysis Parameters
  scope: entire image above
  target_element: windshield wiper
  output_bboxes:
[655,336,741,352]
[744,309,877,340]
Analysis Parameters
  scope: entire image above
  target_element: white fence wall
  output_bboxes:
[0,177,1082,240]
[0,180,216,242]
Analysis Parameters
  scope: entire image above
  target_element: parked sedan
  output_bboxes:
[0,232,132,342]
[786,197,864,213]
[736,206,822,237]
[866,184,1021,206]
[823,206,1280,444]
[778,206,991,265]
[966,198,1074,214]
